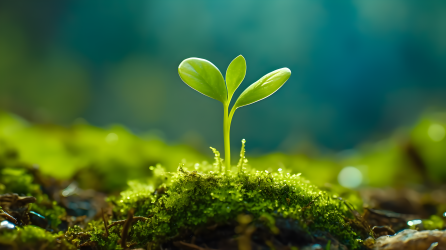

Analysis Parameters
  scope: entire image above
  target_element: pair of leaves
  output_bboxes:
[178,55,291,109]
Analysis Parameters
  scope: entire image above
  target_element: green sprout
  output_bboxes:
[178,55,291,171]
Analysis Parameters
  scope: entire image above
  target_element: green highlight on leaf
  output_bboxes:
[178,57,227,103]
[233,67,291,109]
[178,55,291,171]
[225,55,246,101]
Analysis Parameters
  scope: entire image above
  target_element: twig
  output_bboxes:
[107,216,151,230]
[101,208,109,237]
[0,211,17,224]
[301,195,321,211]
[107,220,127,229]
[121,208,135,249]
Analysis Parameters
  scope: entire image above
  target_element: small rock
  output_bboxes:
[374,229,446,250]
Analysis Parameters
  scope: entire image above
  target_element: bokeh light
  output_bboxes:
[337,166,363,188]
[407,220,422,226]
[0,220,15,229]
[428,123,445,142]
[105,132,119,144]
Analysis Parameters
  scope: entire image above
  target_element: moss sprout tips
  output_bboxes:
[237,139,248,173]
[179,56,291,171]
[209,147,223,173]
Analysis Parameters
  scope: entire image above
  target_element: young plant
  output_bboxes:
[178,55,291,171]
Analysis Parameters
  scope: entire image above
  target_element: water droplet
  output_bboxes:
[278,168,282,172]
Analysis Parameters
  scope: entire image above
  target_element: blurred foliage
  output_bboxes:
[1,1,446,152]
[0,110,446,190]
[1,111,446,191]
[0,225,75,250]
[250,112,446,188]
[421,215,444,230]
[0,112,206,192]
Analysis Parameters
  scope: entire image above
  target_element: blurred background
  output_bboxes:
[1,0,446,155]
[1,2,446,227]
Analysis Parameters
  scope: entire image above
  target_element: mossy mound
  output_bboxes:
[80,153,363,249]
[0,142,364,249]
[0,111,206,193]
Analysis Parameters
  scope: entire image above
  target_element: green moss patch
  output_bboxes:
[0,226,75,250]
[85,152,363,249]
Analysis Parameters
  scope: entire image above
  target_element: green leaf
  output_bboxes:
[234,68,291,109]
[178,57,227,103]
[225,55,246,100]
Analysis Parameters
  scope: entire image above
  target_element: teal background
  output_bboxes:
[1,1,446,154]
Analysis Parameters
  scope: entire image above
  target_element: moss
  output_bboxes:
[0,165,40,196]
[100,149,362,249]
[29,200,65,230]
[0,226,75,250]
[0,159,66,230]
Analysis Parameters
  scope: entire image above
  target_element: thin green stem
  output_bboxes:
[228,106,236,130]
[223,103,230,172]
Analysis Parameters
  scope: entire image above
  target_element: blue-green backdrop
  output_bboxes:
[1,0,445,154]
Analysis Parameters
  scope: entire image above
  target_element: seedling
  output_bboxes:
[178,55,291,171]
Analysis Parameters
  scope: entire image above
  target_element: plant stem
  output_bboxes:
[223,103,230,172]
